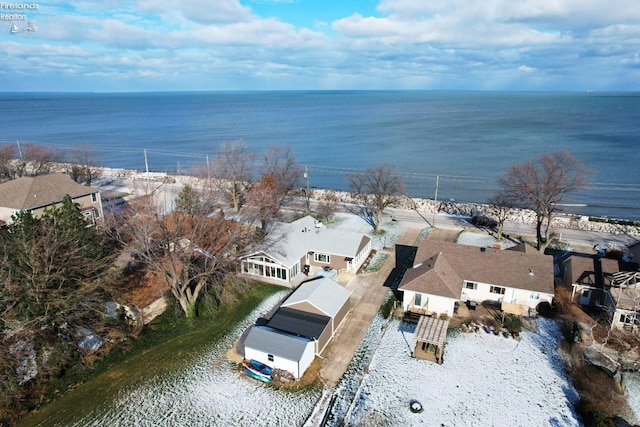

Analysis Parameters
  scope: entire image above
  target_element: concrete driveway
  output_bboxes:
[318,226,423,388]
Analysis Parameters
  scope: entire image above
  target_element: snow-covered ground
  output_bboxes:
[59,291,322,427]
[338,317,581,427]
[626,373,640,421]
[327,212,408,252]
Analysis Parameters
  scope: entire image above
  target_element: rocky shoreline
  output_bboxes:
[96,166,640,238]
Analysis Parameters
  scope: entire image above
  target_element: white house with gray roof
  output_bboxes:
[243,276,352,379]
[240,215,371,286]
[244,326,315,379]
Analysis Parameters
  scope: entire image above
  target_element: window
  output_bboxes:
[415,293,422,306]
[529,292,540,300]
[268,354,274,362]
[314,253,330,264]
[490,286,505,295]
[581,290,590,298]
[91,193,97,202]
[620,314,634,325]
[465,282,477,290]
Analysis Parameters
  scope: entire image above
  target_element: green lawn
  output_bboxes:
[16,283,283,427]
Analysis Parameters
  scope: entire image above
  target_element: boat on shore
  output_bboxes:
[243,359,273,383]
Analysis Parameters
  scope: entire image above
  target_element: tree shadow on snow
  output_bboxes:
[397,321,416,356]
[343,203,377,230]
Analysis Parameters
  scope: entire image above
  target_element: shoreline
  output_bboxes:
[94,166,640,238]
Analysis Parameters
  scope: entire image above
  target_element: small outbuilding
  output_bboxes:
[412,315,449,364]
[243,326,315,380]
[242,276,352,379]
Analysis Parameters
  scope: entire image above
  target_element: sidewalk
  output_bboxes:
[318,227,423,388]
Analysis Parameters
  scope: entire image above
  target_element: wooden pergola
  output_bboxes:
[413,315,449,364]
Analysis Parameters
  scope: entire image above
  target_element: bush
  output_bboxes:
[537,301,556,317]
[575,398,615,427]
[504,315,523,333]
[379,294,397,319]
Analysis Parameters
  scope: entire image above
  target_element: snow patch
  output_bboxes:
[338,317,581,426]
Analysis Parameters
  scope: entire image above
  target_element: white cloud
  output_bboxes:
[137,0,253,24]
[1,0,638,91]
[518,65,536,73]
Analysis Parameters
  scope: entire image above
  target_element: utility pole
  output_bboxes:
[433,175,439,228]
[144,149,150,193]
[304,166,310,213]
[16,140,23,160]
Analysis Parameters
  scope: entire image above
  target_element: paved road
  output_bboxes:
[385,206,638,248]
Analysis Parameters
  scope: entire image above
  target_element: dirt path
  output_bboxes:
[318,227,423,388]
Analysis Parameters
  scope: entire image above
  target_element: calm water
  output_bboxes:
[1,91,639,219]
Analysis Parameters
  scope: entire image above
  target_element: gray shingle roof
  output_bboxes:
[244,326,312,361]
[281,276,352,318]
[0,173,98,210]
[253,215,371,268]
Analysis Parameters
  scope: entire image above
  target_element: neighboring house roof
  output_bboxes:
[244,326,312,361]
[408,240,554,295]
[629,240,640,263]
[398,253,462,299]
[609,284,640,312]
[281,276,352,318]
[0,173,98,210]
[266,307,330,340]
[249,215,371,268]
[566,254,637,288]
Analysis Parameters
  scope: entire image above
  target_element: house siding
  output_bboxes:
[1,192,103,225]
[612,309,640,331]
[307,253,348,271]
[316,326,333,355]
[462,281,552,310]
[0,207,15,223]
[333,297,351,332]
[285,301,325,317]
[402,290,457,317]
[244,343,315,380]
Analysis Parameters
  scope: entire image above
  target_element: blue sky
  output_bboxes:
[1,0,638,92]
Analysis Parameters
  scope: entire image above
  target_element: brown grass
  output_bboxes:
[272,358,323,390]
[113,268,169,308]
[571,365,628,417]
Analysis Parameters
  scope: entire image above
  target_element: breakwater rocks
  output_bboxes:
[95,167,639,238]
[312,189,640,238]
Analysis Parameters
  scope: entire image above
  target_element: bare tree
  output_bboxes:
[65,143,101,186]
[316,190,339,222]
[498,151,589,251]
[242,174,281,231]
[112,190,250,318]
[487,193,515,242]
[213,141,255,213]
[348,163,405,233]
[261,145,302,206]
[17,143,63,177]
[0,144,18,181]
